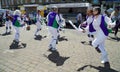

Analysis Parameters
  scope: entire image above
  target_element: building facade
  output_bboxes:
[0,0,119,23]
[1,0,120,10]
[1,0,120,16]
[0,1,1,9]
[1,0,93,10]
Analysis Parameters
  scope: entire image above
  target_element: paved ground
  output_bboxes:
[0,24,120,72]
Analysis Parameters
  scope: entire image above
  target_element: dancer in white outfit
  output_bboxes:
[3,10,12,34]
[80,7,95,45]
[83,7,115,64]
[12,10,24,42]
[57,14,66,43]
[34,10,42,36]
[47,6,63,51]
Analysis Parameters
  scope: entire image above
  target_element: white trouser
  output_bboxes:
[36,21,42,29]
[14,26,20,42]
[5,20,12,33]
[92,31,109,62]
[48,26,58,50]
[35,21,42,35]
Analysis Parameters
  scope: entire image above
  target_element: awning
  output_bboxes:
[47,3,92,8]
[23,4,39,7]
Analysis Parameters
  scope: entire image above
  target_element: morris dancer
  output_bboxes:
[57,13,66,43]
[12,10,25,42]
[34,10,42,36]
[110,7,120,38]
[83,7,115,64]
[79,7,94,45]
[3,10,12,34]
[47,6,62,51]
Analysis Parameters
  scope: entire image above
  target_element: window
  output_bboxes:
[20,0,23,4]
[8,0,11,5]
[46,0,49,2]
[5,0,7,5]
[10,0,12,5]
[5,0,8,7]
[11,0,14,5]
[0,1,1,8]
[17,0,20,4]
[31,0,35,3]
[51,0,54,2]
[2,0,5,5]
[25,0,27,3]
[39,0,42,2]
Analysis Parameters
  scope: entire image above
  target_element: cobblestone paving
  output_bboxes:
[0,25,120,72]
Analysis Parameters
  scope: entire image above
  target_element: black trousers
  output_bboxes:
[114,20,120,36]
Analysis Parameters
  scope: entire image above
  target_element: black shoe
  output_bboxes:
[48,48,57,52]
[95,47,101,53]
[104,62,110,68]
[48,48,52,52]
[89,41,92,46]
[56,41,58,44]
[8,32,11,34]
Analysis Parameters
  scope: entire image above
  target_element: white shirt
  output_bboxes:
[46,12,62,26]
[17,16,23,25]
[36,14,41,22]
[93,15,114,31]
[85,15,94,30]
[92,15,115,36]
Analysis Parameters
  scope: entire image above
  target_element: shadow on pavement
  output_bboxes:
[81,41,91,46]
[0,24,5,27]
[108,36,120,42]
[58,36,68,42]
[44,51,69,66]
[1,32,12,36]
[9,41,27,49]
[34,35,47,41]
[77,63,118,72]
